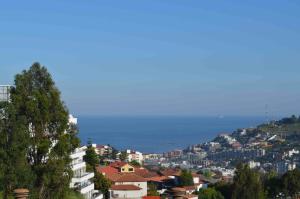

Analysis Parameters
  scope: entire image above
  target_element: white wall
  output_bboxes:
[115,182,147,197]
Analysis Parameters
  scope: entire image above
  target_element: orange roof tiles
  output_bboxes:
[146,176,171,182]
[96,166,118,175]
[142,196,160,199]
[110,185,141,191]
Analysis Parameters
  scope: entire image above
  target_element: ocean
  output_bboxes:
[77,116,265,153]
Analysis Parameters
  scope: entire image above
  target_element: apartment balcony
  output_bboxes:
[79,183,94,194]
[93,190,103,199]
[70,149,86,159]
[71,161,86,171]
[72,172,94,184]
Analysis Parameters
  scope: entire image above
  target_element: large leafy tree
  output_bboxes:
[84,142,99,172]
[94,172,111,199]
[0,101,34,199]
[281,168,300,198]
[232,164,265,199]
[198,188,224,199]
[2,63,80,199]
[179,169,194,186]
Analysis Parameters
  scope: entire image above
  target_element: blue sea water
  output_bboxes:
[77,116,265,153]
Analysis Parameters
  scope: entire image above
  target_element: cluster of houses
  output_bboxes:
[96,161,208,199]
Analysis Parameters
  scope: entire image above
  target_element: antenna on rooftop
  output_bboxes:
[265,104,269,124]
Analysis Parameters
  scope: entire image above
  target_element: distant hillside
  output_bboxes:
[258,115,300,135]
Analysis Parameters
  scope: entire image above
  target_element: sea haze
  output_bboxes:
[77,116,265,153]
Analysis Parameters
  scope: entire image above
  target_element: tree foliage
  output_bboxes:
[94,172,111,199]
[0,63,80,199]
[179,169,194,186]
[119,151,128,161]
[232,164,265,199]
[198,188,224,199]
[281,168,300,198]
[147,183,159,196]
[130,160,141,167]
[84,142,99,172]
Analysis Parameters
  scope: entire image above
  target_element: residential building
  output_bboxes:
[276,161,296,174]
[93,144,113,157]
[0,85,11,102]
[126,149,144,164]
[69,116,102,199]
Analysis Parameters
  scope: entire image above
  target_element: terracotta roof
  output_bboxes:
[106,173,147,182]
[96,166,118,175]
[160,169,181,177]
[142,196,160,199]
[115,173,147,182]
[171,187,186,192]
[146,176,171,182]
[134,168,159,178]
[184,194,198,199]
[110,161,128,168]
[110,185,141,191]
[182,186,197,191]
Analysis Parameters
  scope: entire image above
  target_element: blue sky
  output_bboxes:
[1,0,300,117]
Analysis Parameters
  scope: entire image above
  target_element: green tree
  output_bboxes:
[1,63,80,199]
[147,183,159,196]
[119,151,128,161]
[213,181,233,199]
[94,172,111,199]
[0,102,34,199]
[130,160,141,167]
[281,168,300,198]
[232,164,265,199]
[198,188,224,199]
[179,170,194,186]
[84,142,99,172]
[263,170,281,199]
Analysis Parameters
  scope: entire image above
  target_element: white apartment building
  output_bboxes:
[126,149,144,164]
[0,85,11,102]
[69,116,102,199]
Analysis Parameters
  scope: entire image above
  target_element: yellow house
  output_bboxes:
[120,163,135,173]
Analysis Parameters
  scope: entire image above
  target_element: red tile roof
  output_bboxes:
[160,169,181,177]
[184,194,198,199]
[146,176,171,182]
[105,173,147,182]
[142,196,160,199]
[110,185,141,191]
[96,166,118,175]
[109,161,128,168]
[134,168,158,178]
[115,173,147,182]
[182,186,197,191]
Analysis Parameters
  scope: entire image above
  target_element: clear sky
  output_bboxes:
[1,0,300,117]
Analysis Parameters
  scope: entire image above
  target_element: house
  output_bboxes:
[92,144,113,157]
[126,149,144,164]
[110,161,136,173]
[165,187,197,199]
[108,173,148,199]
[110,185,144,199]
[97,161,148,199]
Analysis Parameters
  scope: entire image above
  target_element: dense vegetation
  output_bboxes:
[208,164,300,199]
[0,63,80,199]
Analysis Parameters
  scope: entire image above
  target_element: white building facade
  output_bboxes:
[69,116,102,199]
